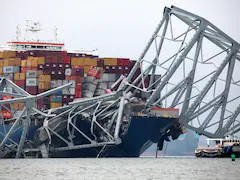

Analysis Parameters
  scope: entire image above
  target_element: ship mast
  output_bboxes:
[16,25,21,41]
[25,20,41,42]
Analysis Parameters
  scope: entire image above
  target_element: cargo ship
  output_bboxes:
[0,21,183,158]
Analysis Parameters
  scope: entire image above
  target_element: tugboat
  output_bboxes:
[195,136,240,158]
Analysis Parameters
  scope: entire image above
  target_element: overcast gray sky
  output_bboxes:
[0,0,239,59]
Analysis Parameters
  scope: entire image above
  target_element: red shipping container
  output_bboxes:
[21,67,37,73]
[76,83,82,90]
[2,110,13,119]
[61,51,67,57]
[117,58,130,66]
[75,91,82,98]
[14,80,25,87]
[69,76,82,83]
[26,86,38,95]
[51,56,58,63]
[72,68,84,76]
[45,56,52,63]
[88,69,102,79]
[64,56,71,64]
[57,56,64,63]
[2,95,9,100]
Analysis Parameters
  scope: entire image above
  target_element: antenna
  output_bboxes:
[54,26,58,42]
[16,25,21,41]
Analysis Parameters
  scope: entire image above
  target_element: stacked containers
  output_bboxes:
[0,49,144,114]
[26,70,42,95]
[38,75,51,93]
[14,72,26,89]
[82,68,102,98]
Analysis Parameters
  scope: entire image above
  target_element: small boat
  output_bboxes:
[195,136,240,158]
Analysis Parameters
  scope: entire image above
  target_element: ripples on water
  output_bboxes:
[0,157,239,180]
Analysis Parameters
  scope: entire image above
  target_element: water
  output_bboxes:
[0,157,239,180]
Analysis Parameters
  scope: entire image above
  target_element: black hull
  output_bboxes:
[50,116,180,158]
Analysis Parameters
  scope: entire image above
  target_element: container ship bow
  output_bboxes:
[0,20,183,158]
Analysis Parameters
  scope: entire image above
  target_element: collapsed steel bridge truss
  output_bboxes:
[0,6,240,158]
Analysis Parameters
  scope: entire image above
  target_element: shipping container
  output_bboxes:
[26,70,43,78]
[117,58,130,66]
[97,59,104,67]
[14,80,25,87]
[88,69,102,79]
[21,67,38,73]
[103,58,118,66]
[102,73,116,82]
[56,80,63,86]
[26,78,38,86]
[71,57,85,66]
[84,76,96,83]
[13,102,24,111]
[65,68,72,76]
[50,103,62,109]
[83,83,97,91]
[3,66,20,73]
[50,95,62,103]
[14,73,26,81]
[0,60,4,67]
[38,82,50,89]
[21,60,28,67]
[25,86,38,95]
[39,74,51,82]
[0,51,16,59]
[1,110,13,119]
[72,68,84,76]
[65,76,82,83]
[82,90,94,98]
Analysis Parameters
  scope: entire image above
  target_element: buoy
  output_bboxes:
[231,154,236,161]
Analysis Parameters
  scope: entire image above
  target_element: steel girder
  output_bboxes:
[124,6,240,138]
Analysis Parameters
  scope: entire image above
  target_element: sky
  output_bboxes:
[0,0,239,59]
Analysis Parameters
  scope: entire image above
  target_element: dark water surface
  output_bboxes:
[0,157,239,180]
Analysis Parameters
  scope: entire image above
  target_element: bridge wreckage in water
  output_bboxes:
[0,6,240,158]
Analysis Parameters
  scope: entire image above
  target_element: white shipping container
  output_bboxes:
[83,83,97,91]
[26,78,38,86]
[85,76,96,83]
[102,74,116,82]
[97,82,108,90]
[69,80,76,87]
[82,90,94,98]
[69,87,75,95]
[3,66,20,74]
[62,88,70,95]
[26,70,37,78]
[65,68,72,76]
[50,81,57,88]
[56,80,63,86]
[63,80,69,85]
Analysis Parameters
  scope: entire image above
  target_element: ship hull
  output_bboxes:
[47,116,179,158]
[0,125,40,144]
